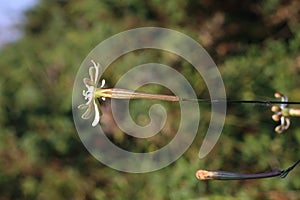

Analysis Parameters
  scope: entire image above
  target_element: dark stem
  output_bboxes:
[181,98,300,106]
[280,159,300,178]
[196,159,300,180]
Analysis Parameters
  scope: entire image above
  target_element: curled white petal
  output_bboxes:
[92,100,100,126]
[91,60,100,84]
[280,94,288,109]
[78,104,88,109]
[283,118,290,130]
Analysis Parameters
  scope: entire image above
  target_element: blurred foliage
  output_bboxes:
[0,0,299,199]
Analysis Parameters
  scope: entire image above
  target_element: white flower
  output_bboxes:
[271,92,290,133]
[78,60,106,127]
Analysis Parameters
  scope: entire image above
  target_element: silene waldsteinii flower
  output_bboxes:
[270,92,300,133]
[78,60,106,127]
[271,92,290,133]
[77,61,181,127]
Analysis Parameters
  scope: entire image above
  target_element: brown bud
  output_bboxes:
[275,126,283,134]
[272,114,280,121]
[274,92,282,98]
[271,106,280,113]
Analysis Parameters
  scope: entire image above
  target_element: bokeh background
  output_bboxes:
[0,0,299,199]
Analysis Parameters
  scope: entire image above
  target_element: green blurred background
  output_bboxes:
[0,0,299,199]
